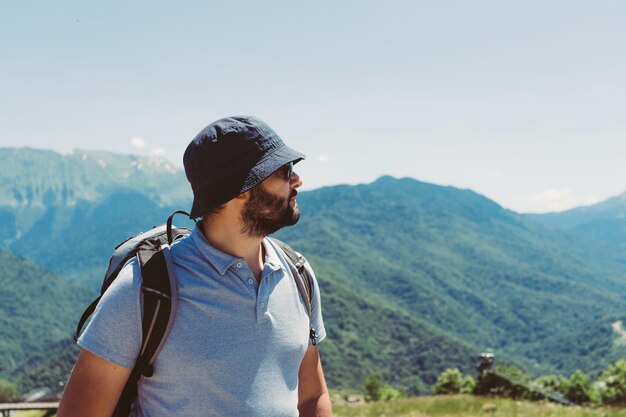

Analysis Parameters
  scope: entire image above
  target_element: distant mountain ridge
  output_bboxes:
[527,192,626,251]
[0,147,186,208]
[0,147,193,282]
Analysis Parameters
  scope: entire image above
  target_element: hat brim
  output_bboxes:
[189,144,305,218]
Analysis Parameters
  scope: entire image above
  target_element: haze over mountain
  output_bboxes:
[2,147,626,393]
[527,192,626,251]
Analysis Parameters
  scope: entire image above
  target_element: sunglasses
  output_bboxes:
[279,162,294,180]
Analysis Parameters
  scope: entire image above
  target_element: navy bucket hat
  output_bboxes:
[183,116,306,219]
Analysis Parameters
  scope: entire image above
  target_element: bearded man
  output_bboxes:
[58,116,332,417]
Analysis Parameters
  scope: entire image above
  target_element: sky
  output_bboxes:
[1,1,625,213]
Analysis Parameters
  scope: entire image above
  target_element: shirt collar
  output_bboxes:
[190,225,285,276]
[190,226,241,275]
[262,238,286,274]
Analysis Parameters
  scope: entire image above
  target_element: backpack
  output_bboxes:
[74,210,317,417]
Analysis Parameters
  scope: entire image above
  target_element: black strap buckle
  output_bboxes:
[310,326,317,346]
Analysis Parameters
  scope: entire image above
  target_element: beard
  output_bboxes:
[240,185,301,237]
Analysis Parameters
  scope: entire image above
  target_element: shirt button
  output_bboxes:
[260,302,265,308]
[247,279,254,285]
[236,262,243,268]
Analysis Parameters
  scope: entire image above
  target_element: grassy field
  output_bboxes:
[333,395,626,417]
[10,395,626,417]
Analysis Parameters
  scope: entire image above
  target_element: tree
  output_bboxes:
[363,371,402,402]
[461,375,476,394]
[364,372,384,402]
[379,385,403,401]
[533,375,561,393]
[0,379,18,402]
[433,368,463,395]
[560,370,598,405]
[403,376,428,396]
[600,359,626,405]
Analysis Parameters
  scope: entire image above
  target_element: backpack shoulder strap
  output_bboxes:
[74,296,101,342]
[113,241,178,417]
[268,237,317,345]
[137,242,178,371]
[269,238,313,311]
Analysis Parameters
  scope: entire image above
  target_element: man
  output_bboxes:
[58,116,332,417]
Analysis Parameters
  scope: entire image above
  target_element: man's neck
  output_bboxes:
[200,217,265,282]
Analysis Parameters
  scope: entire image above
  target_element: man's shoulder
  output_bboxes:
[106,257,142,296]
[265,237,317,293]
[265,237,306,267]
[266,237,305,256]
[168,230,197,261]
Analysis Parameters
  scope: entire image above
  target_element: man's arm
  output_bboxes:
[298,345,333,417]
[57,349,132,417]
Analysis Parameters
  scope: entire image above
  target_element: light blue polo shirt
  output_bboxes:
[78,226,326,417]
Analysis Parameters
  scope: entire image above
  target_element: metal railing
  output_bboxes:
[0,402,59,417]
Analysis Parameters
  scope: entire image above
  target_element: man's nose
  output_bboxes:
[290,171,302,188]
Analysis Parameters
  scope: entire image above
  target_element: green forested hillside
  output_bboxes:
[0,148,193,284]
[0,250,90,390]
[275,176,626,379]
[511,313,626,376]
[9,190,191,285]
[10,338,80,394]
[316,276,476,390]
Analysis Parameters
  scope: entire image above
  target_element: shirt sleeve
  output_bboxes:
[304,260,326,345]
[77,259,143,368]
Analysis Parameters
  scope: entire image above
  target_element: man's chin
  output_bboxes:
[286,206,301,226]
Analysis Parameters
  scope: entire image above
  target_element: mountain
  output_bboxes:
[0,147,188,211]
[310,275,476,390]
[0,147,193,284]
[0,148,477,391]
[527,192,626,251]
[3,147,626,393]
[275,176,626,376]
[0,250,91,391]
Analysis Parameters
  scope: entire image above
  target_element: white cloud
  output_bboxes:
[130,138,171,161]
[317,154,331,163]
[529,188,600,212]
[529,188,573,211]
[585,197,600,205]
[131,137,147,148]
[531,188,572,202]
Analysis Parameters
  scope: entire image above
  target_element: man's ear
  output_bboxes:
[234,191,250,202]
